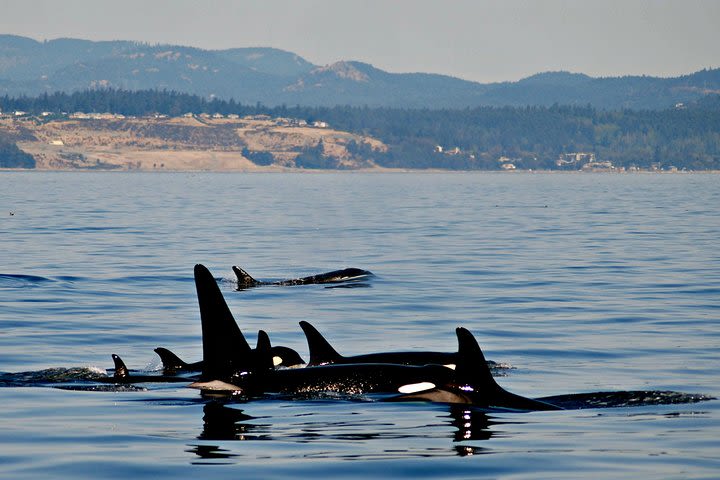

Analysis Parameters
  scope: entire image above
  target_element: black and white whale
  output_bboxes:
[154,343,305,374]
[299,320,499,370]
[192,263,560,410]
[191,264,714,410]
[0,263,713,411]
[232,265,373,289]
[106,354,194,384]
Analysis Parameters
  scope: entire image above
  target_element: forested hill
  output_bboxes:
[1,35,719,109]
[2,89,719,171]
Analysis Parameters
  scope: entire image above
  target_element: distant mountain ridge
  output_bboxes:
[1,34,718,109]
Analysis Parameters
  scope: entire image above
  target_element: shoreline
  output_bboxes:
[2,114,390,172]
[3,167,718,174]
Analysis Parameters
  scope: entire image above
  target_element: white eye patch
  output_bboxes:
[273,356,283,366]
[443,364,456,370]
[398,382,436,394]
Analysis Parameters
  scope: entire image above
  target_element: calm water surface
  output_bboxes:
[1,171,719,478]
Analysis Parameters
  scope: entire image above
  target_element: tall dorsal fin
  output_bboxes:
[454,327,499,391]
[154,347,189,370]
[111,354,130,379]
[454,327,561,411]
[299,321,344,366]
[194,264,252,380]
[232,265,260,288]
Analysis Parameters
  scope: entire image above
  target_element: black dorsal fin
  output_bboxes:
[232,265,260,288]
[454,327,561,411]
[454,327,499,389]
[194,264,253,380]
[254,330,275,372]
[112,354,130,379]
[299,321,344,366]
[154,347,188,370]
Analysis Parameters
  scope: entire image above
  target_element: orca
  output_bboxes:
[0,264,713,411]
[195,264,273,381]
[299,320,498,369]
[191,264,560,410]
[103,354,194,384]
[153,347,202,372]
[154,343,305,374]
[387,328,561,411]
[233,265,373,289]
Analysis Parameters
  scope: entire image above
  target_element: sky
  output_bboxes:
[2,0,719,83]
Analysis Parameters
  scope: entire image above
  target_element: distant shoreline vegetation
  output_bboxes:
[2,89,719,171]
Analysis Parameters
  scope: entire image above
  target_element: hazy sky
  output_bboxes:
[2,0,719,83]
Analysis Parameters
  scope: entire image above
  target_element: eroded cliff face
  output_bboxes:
[2,114,386,171]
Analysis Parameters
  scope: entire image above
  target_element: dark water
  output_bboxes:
[1,171,719,478]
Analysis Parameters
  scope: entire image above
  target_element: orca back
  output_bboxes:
[296,268,372,285]
[270,346,306,367]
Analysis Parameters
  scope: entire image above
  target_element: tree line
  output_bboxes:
[2,89,719,170]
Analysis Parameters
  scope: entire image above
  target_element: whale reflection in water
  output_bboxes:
[198,401,267,442]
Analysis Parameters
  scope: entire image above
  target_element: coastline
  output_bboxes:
[3,166,717,174]
[1,114,387,172]
[2,115,716,173]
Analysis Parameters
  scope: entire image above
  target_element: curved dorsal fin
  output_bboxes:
[194,264,252,380]
[454,327,561,411]
[154,347,188,370]
[111,354,130,379]
[299,321,344,366]
[454,327,499,390]
[232,265,260,288]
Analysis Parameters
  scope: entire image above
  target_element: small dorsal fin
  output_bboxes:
[299,321,344,366]
[194,264,253,381]
[254,330,275,372]
[232,265,260,288]
[112,354,130,379]
[154,347,188,370]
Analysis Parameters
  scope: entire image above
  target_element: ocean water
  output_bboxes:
[0,171,718,478]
